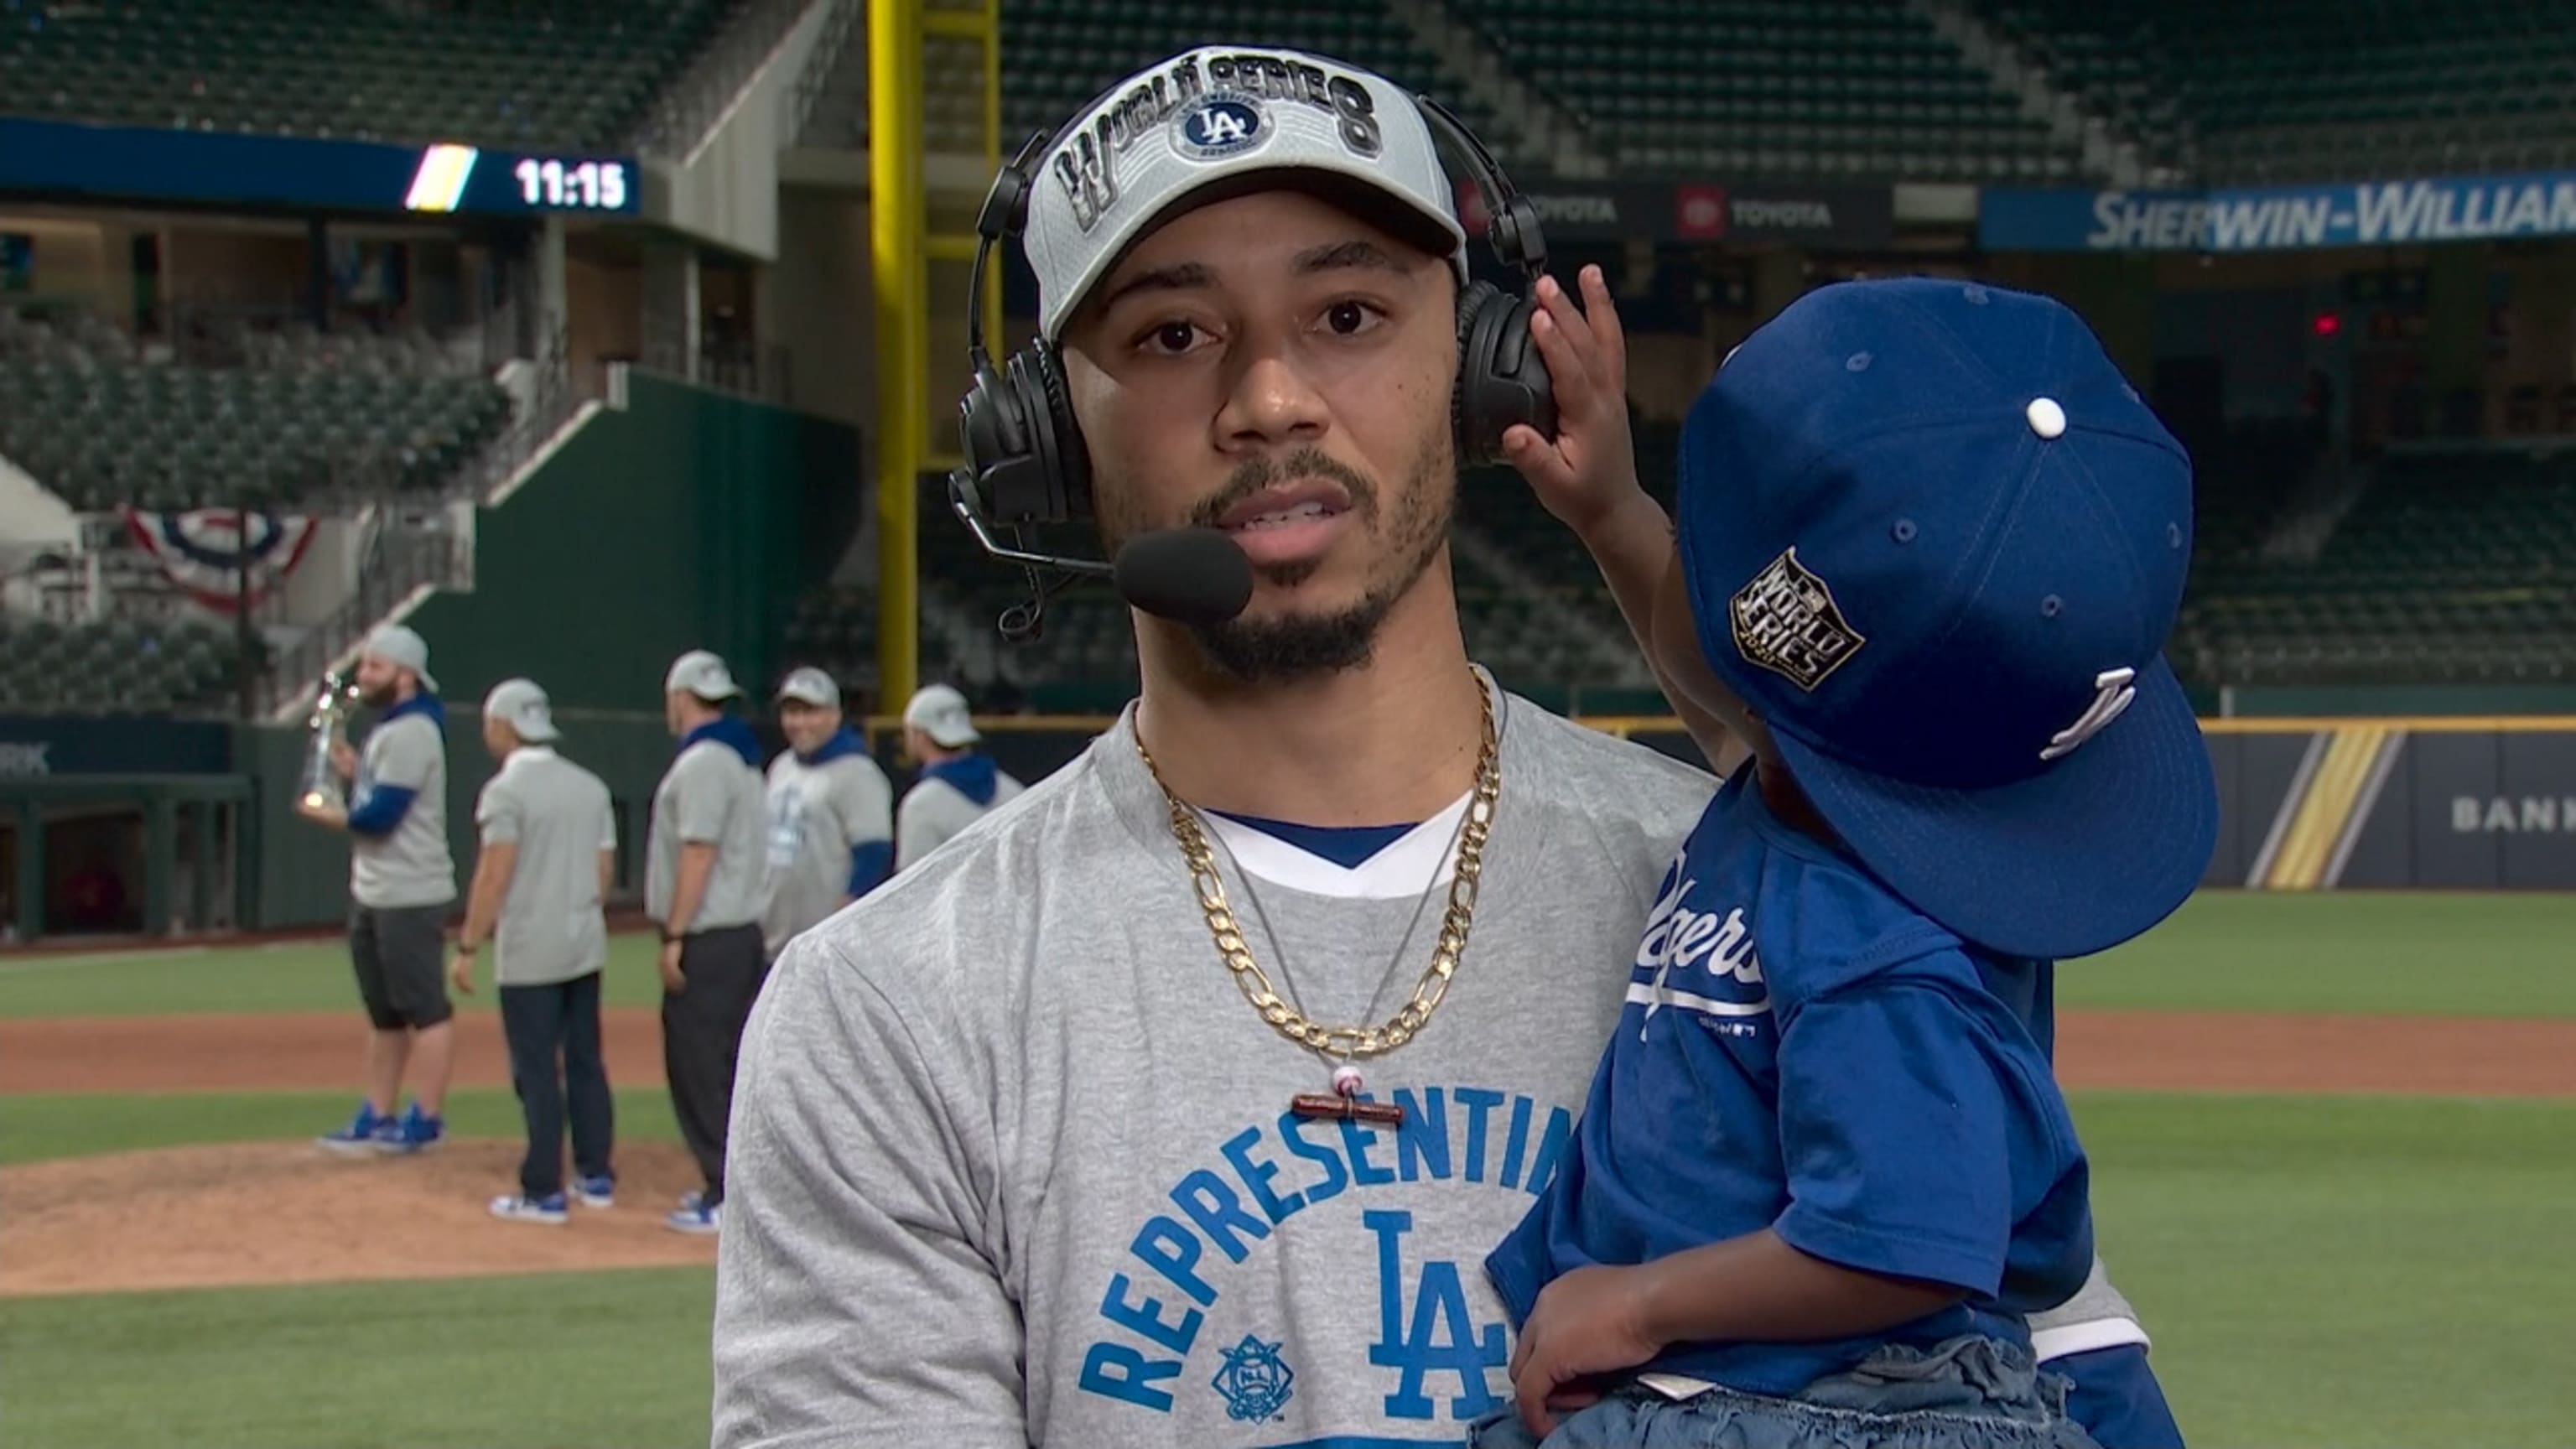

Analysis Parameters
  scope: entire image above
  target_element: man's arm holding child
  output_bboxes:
[1509,971,2051,1435]
[1511,1229,1965,1434]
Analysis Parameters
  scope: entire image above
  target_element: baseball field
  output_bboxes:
[3,890,2571,1449]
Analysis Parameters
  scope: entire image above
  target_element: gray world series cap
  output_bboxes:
[664,649,741,701]
[362,624,438,693]
[775,667,839,708]
[1025,45,1470,341]
[482,677,560,743]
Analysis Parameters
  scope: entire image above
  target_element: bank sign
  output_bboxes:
[1981,169,2576,252]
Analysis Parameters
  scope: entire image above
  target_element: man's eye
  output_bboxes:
[1146,321,1201,354]
[1323,301,1379,335]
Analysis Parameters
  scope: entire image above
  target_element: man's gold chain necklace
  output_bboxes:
[1133,678,1500,1123]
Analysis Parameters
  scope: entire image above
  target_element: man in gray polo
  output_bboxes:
[894,683,1025,871]
[452,678,621,1226]
[302,623,457,1157]
[650,649,771,1236]
[761,667,894,961]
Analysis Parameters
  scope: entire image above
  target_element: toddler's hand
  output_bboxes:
[1508,1262,1664,1437]
[1503,265,1644,539]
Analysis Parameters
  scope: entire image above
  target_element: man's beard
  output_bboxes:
[357,678,397,708]
[1103,439,1453,685]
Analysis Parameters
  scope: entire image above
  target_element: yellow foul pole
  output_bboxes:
[869,0,925,710]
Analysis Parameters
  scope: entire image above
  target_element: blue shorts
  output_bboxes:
[1468,1335,2101,1449]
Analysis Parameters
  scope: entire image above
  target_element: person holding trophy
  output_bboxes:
[301,624,460,1157]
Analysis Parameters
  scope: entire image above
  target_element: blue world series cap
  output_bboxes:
[1675,276,2218,960]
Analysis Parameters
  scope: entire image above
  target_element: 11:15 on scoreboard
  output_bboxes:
[516,158,628,210]
[403,143,638,215]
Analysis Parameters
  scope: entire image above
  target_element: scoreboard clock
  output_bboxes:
[0,117,644,219]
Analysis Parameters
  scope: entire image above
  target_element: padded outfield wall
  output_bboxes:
[929,713,2576,896]
[8,709,2576,940]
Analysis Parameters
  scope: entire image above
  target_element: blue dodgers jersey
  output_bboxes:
[1487,766,2096,1396]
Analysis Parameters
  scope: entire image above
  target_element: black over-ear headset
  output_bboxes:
[948,88,1559,571]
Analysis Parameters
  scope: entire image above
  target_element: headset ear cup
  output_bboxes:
[1031,343,1092,522]
[1453,283,1557,467]
[959,360,1028,514]
[1452,279,1498,463]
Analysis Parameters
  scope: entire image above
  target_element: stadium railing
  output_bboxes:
[628,0,822,158]
[787,0,869,146]
[458,339,584,504]
[257,515,465,719]
[240,336,582,715]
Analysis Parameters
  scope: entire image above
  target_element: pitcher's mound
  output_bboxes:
[3,1140,719,1297]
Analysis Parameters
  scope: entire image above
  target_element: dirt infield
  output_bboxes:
[2,1005,2568,1298]
[2057,1010,2576,1098]
[6,1005,2573,1098]
[0,1008,672,1095]
[0,1140,716,1298]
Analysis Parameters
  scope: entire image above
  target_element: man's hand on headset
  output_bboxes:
[1501,264,1643,538]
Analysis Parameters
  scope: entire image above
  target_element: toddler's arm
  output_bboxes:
[1500,265,1749,776]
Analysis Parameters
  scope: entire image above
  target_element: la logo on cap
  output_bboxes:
[1172,93,1270,161]
[2039,667,2138,761]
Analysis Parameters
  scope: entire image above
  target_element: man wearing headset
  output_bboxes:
[714,45,2180,1449]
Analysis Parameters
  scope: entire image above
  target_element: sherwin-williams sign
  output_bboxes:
[1981,170,2576,252]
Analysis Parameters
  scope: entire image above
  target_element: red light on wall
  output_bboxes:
[2313,311,2343,337]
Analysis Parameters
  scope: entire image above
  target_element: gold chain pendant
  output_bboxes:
[1135,678,1501,1127]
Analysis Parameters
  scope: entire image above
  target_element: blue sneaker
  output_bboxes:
[664,1200,720,1236]
[317,1101,393,1156]
[377,1103,445,1156]
[489,1192,569,1225]
[574,1175,615,1209]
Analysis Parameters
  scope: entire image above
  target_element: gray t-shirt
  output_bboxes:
[761,747,896,958]
[647,736,768,933]
[349,706,455,911]
[474,746,615,988]
[712,688,2158,1449]
[894,762,1026,870]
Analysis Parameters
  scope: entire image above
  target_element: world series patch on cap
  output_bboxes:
[1675,276,2219,960]
[1021,45,1469,340]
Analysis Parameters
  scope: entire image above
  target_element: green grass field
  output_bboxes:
[8,891,2571,1022]
[4,891,2572,1448]
[2,1268,716,1449]
[0,933,673,1018]
[2065,891,2576,1018]
[0,1087,682,1167]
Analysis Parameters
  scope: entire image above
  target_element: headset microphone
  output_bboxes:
[948,475,1255,631]
[1110,528,1256,627]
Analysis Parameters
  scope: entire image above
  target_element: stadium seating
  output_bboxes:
[0,0,733,151]
[812,0,1514,168]
[0,612,243,715]
[0,304,512,512]
[778,475,1124,710]
[778,582,882,689]
[1972,0,2576,182]
[1452,0,2085,181]
[1000,1,1489,145]
[2176,445,2576,687]
[821,0,2067,186]
[1449,414,1675,684]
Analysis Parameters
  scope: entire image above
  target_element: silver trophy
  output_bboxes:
[298,671,360,810]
